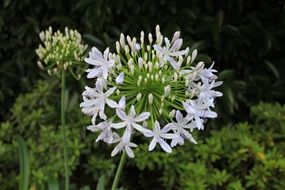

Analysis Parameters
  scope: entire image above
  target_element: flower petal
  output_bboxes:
[148,137,157,151]
[159,140,172,153]
[125,145,135,158]
[116,72,125,84]
[106,98,119,108]
[110,122,127,129]
[134,112,150,122]
[131,123,147,133]
[116,109,127,120]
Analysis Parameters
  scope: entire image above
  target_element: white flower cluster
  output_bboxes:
[36,27,87,75]
[81,25,222,158]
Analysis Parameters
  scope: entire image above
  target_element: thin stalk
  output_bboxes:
[61,69,69,190]
[111,151,127,190]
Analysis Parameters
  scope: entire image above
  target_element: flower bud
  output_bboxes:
[148,93,153,104]
[164,85,171,97]
[191,49,197,63]
[136,93,142,101]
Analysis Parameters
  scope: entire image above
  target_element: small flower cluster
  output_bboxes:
[36,27,87,75]
[81,25,223,158]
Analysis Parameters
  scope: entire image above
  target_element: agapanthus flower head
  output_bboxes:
[81,25,223,158]
[36,27,87,76]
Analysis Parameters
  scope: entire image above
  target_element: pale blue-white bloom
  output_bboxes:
[167,110,197,147]
[80,78,118,122]
[87,121,116,144]
[111,125,137,158]
[143,121,178,153]
[153,34,188,70]
[110,106,150,133]
[85,47,115,79]
[116,72,125,84]
[182,99,217,130]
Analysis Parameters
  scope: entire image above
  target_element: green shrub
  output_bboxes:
[131,103,285,189]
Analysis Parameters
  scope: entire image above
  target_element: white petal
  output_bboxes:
[162,123,175,133]
[153,45,163,54]
[87,125,99,132]
[160,133,178,139]
[116,109,127,120]
[111,145,121,157]
[154,121,161,131]
[143,129,154,137]
[86,68,101,78]
[134,112,150,122]
[129,105,136,118]
[99,111,107,120]
[106,98,119,108]
[105,87,116,97]
[110,122,127,129]
[116,72,125,84]
[125,146,135,158]
[148,137,157,151]
[159,140,172,153]
[118,96,126,109]
[131,123,147,133]
[175,110,184,123]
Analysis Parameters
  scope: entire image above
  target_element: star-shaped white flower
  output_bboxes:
[111,126,137,158]
[85,47,115,79]
[87,121,116,144]
[144,121,177,153]
[153,36,188,70]
[182,99,217,130]
[110,106,150,133]
[196,80,223,105]
[167,111,197,147]
[80,78,118,122]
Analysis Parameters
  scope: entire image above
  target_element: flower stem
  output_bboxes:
[61,69,69,190]
[111,151,127,190]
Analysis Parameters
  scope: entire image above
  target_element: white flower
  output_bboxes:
[182,99,217,130]
[111,126,137,158]
[196,80,223,104]
[116,72,125,84]
[153,35,188,70]
[80,78,118,122]
[144,121,177,153]
[111,106,150,133]
[85,47,115,79]
[168,111,197,147]
[199,63,218,82]
[87,121,116,144]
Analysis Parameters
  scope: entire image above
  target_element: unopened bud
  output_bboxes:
[169,110,176,118]
[191,49,198,63]
[116,41,120,53]
[148,93,153,104]
[136,93,142,101]
[164,85,171,97]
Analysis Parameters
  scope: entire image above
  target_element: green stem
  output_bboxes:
[111,151,127,190]
[61,69,69,190]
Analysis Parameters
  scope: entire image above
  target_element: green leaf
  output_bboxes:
[17,137,30,190]
[48,177,59,190]
[265,60,279,79]
[96,175,105,190]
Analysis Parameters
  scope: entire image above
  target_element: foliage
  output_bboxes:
[0,79,114,189]
[128,103,285,189]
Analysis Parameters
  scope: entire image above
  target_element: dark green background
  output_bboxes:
[1,0,285,189]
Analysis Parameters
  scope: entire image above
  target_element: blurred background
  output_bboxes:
[0,0,285,189]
